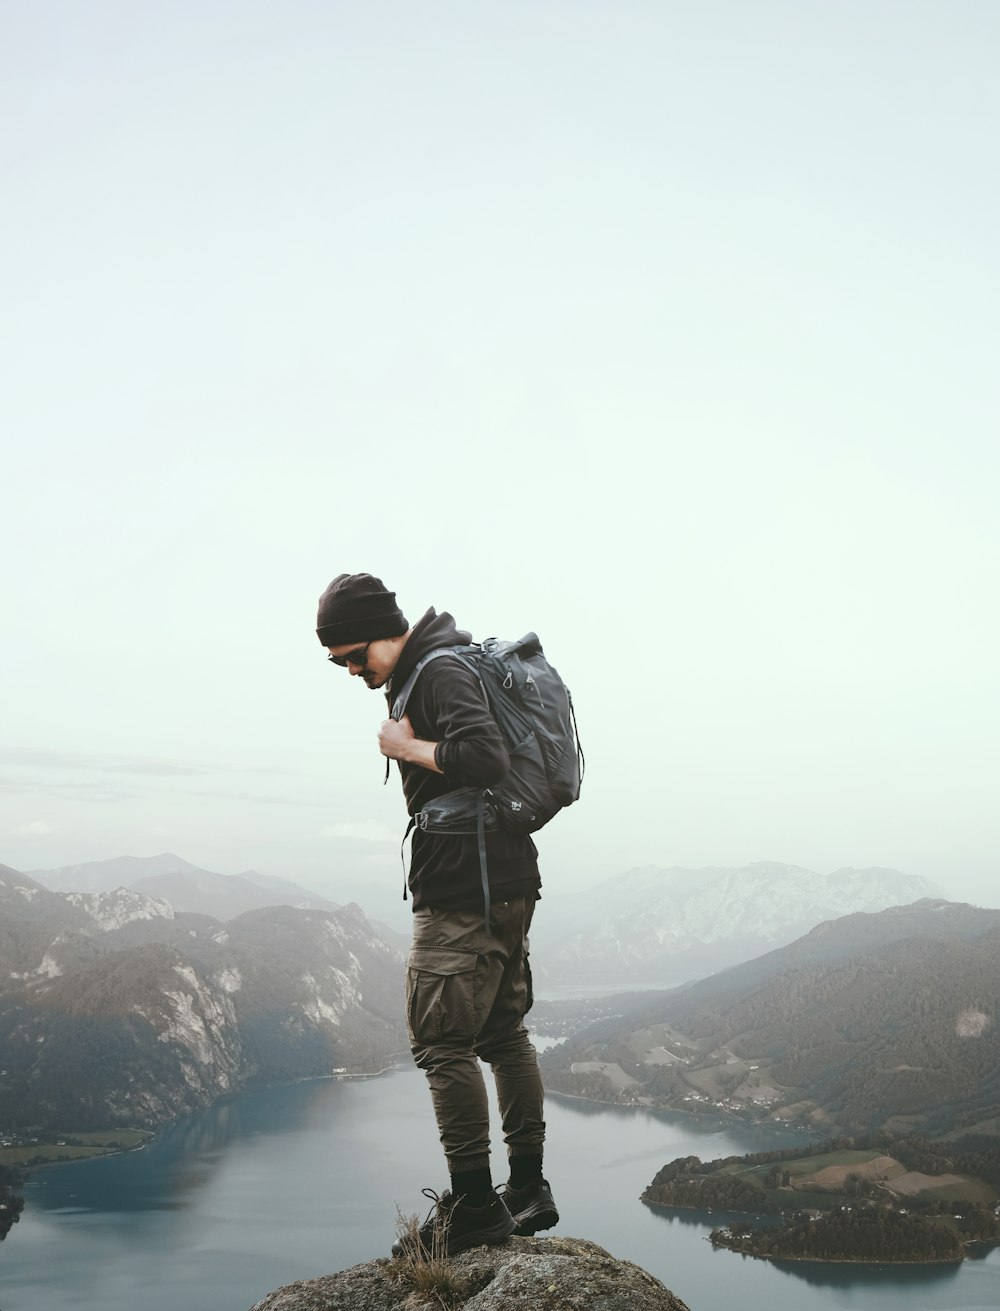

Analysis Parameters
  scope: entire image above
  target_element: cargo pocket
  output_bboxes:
[406,946,478,1046]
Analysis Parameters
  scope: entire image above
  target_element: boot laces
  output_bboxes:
[417,1188,454,1238]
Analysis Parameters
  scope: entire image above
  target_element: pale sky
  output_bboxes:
[3,1,998,917]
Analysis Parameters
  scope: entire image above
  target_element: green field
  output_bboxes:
[717,1147,996,1208]
[783,1149,890,1176]
[718,1148,883,1182]
[0,1130,152,1167]
[918,1179,998,1205]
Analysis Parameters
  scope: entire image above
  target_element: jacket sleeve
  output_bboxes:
[417,658,510,787]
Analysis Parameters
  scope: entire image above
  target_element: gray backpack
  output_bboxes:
[390,633,583,924]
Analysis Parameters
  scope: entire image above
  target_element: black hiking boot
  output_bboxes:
[391,1187,516,1259]
[497,1178,560,1236]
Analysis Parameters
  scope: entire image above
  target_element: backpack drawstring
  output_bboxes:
[400,817,415,901]
[476,792,491,933]
[569,693,585,786]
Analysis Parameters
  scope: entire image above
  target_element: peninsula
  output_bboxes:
[642,1135,1000,1264]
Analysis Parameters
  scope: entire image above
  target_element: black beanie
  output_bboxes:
[316,573,409,647]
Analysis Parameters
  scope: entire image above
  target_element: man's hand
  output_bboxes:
[378,714,415,760]
[378,715,443,773]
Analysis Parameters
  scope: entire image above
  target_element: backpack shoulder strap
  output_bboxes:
[389,646,479,722]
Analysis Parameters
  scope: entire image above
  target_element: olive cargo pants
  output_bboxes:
[406,897,545,1175]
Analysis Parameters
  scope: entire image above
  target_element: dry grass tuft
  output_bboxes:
[392,1203,464,1308]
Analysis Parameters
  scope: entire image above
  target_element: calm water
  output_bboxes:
[2,1067,998,1311]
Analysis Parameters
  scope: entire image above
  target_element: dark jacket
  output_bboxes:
[386,607,541,912]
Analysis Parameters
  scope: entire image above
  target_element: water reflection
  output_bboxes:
[963,1242,995,1262]
[767,1256,964,1294]
[644,1204,781,1232]
[25,1079,346,1215]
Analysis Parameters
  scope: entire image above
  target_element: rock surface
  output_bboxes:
[249,1235,691,1310]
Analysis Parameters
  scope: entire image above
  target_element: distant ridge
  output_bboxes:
[27,851,204,893]
[28,852,340,921]
[532,861,945,987]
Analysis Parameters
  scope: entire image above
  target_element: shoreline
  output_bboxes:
[709,1239,966,1267]
[646,1200,998,1268]
[545,1083,769,1122]
[546,1087,808,1137]
[5,1129,155,1171]
[708,1227,1000,1267]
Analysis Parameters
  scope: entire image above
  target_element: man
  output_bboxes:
[316,572,558,1256]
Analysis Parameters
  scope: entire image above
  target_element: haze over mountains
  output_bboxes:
[23,852,949,991]
[531,861,944,987]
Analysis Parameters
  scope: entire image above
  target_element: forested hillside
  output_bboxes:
[542,900,1000,1134]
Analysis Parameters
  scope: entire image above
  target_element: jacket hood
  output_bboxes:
[387,607,472,702]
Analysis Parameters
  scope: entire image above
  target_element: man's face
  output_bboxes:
[326,638,397,690]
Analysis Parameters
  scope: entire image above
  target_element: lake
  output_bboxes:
[2,1067,998,1311]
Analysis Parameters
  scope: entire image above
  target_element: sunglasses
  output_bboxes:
[327,642,372,668]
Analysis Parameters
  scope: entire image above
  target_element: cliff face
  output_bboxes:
[0,867,405,1130]
[249,1235,691,1311]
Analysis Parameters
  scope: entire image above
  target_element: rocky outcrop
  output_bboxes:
[249,1235,690,1311]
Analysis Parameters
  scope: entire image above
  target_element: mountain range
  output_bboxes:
[5,848,978,1138]
[25,854,945,990]
[541,898,1000,1136]
[0,861,406,1131]
[28,852,342,918]
[27,852,410,952]
[531,861,944,987]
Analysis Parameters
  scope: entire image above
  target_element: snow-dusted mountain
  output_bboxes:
[532,861,944,988]
[64,886,176,932]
